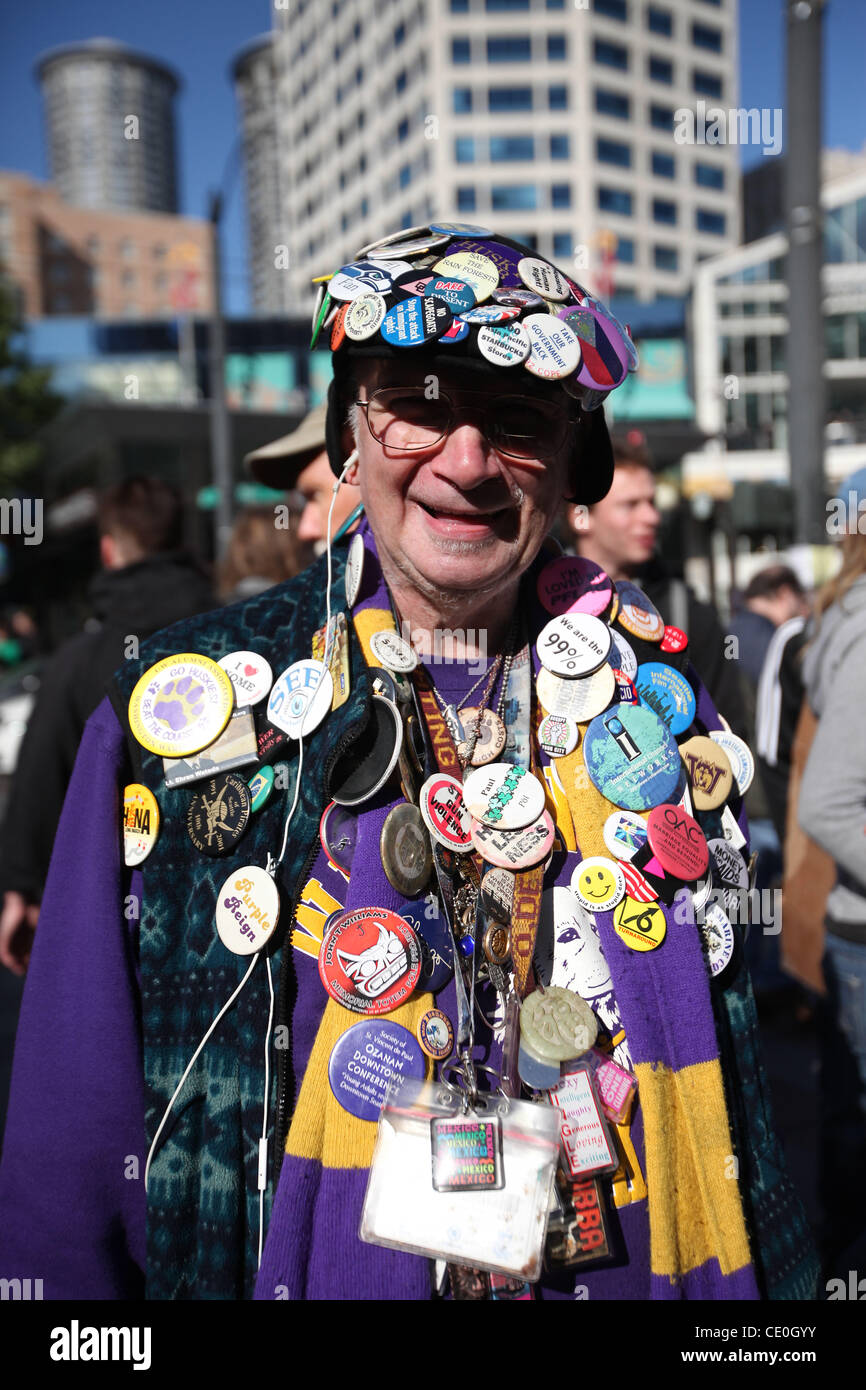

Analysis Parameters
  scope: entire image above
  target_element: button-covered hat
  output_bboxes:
[313,223,639,505]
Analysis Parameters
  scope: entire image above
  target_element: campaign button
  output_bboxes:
[709,729,754,796]
[583,704,683,812]
[215,864,280,956]
[520,985,597,1063]
[439,317,470,343]
[330,304,348,351]
[268,659,333,738]
[537,555,614,619]
[329,695,403,806]
[557,304,628,390]
[419,773,473,850]
[536,663,616,723]
[582,293,639,371]
[458,304,520,325]
[470,810,555,869]
[357,226,431,256]
[700,901,736,978]
[537,611,611,677]
[328,260,401,300]
[707,837,748,899]
[218,650,273,708]
[570,856,626,913]
[423,277,476,312]
[538,712,579,758]
[123,783,160,866]
[319,906,422,1015]
[428,221,494,237]
[344,292,388,340]
[328,1018,426,1120]
[476,322,530,366]
[462,763,546,830]
[431,250,500,300]
[129,652,234,758]
[613,670,639,705]
[481,865,515,923]
[248,764,275,813]
[647,803,709,881]
[608,629,638,679]
[457,707,507,766]
[417,1008,454,1060]
[615,581,665,642]
[369,628,418,672]
[613,896,666,951]
[661,625,688,654]
[380,802,432,897]
[603,809,648,862]
[492,287,544,310]
[517,257,571,302]
[620,859,659,903]
[517,1041,561,1090]
[381,295,453,346]
[186,773,251,856]
[345,531,365,607]
[403,901,454,993]
[368,233,450,259]
[635,662,696,736]
[680,735,734,811]
[523,314,581,380]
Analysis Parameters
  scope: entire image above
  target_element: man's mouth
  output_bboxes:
[414,500,512,527]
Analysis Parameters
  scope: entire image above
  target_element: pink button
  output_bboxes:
[537,556,613,619]
[646,803,709,881]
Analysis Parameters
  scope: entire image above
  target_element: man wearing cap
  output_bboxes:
[0,227,816,1302]
[246,401,361,550]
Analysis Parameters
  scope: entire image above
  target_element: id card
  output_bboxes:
[431,1115,503,1192]
[361,1078,560,1281]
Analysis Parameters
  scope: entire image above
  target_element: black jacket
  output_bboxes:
[0,552,214,900]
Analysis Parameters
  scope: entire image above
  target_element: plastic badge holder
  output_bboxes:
[360,1077,561,1281]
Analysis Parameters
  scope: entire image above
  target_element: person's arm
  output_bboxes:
[0,697,146,1298]
[798,673,866,891]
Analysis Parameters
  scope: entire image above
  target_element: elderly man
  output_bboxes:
[0,227,815,1303]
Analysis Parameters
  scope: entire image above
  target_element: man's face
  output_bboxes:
[294,450,359,546]
[574,464,659,578]
[351,362,574,605]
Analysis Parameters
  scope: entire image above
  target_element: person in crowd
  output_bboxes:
[730,566,808,685]
[798,467,866,1277]
[0,477,214,975]
[0,229,816,1302]
[567,435,746,733]
[244,400,361,552]
[217,507,314,604]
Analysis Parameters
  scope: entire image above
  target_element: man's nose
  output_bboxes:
[432,415,508,489]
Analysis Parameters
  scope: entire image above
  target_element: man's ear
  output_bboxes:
[341,422,359,482]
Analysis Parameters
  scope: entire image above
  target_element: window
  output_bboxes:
[552,232,573,259]
[595,88,630,119]
[546,0,565,8]
[120,238,135,259]
[489,86,533,110]
[452,38,471,63]
[487,36,532,61]
[597,137,632,167]
[653,198,677,225]
[548,84,568,109]
[695,161,724,190]
[490,135,535,160]
[551,183,572,209]
[654,245,678,271]
[647,6,672,36]
[450,0,469,9]
[594,39,629,70]
[395,69,407,93]
[492,184,538,210]
[398,163,412,190]
[486,0,530,7]
[457,186,476,211]
[397,117,409,141]
[394,21,406,43]
[649,55,672,83]
[593,0,627,18]
[550,134,570,159]
[650,104,674,130]
[615,237,635,263]
[692,23,722,53]
[453,87,472,113]
[652,151,675,178]
[547,34,567,60]
[693,69,722,98]
[455,136,475,163]
[696,208,726,234]
[597,186,633,216]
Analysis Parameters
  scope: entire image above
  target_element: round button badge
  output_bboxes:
[538,712,579,758]
[123,783,160,866]
[215,865,280,956]
[380,802,433,897]
[661,625,688,654]
[318,906,422,1015]
[470,810,555,870]
[218,651,273,708]
[709,729,755,796]
[129,653,234,758]
[381,296,453,346]
[615,582,665,643]
[537,555,614,619]
[476,322,530,366]
[344,292,388,341]
[456,707,507,766]
[431,250,499,301]
[635,662,696,737]
[319,801,358,873]
[679,736,734,812]
[462,763,546,830]
[523,314,581,381]
[570,856,626,913]
[423,277,476,312]
[186,773,251,856]
[608,629,638,680]
[646,803,709,881]
[700,901,736,978]
[417,1008,454,1060]
[419,773,473,850]
[613,896,667,952]
[248,765,275,813]
[603,809,648,862]
[329,695,403,806]
[328,1018,426,1120]
[583,704,683,812]
[268,659,333,738]
[536,663,616,724]
[369,629,418,672]
[345,531,365,607]
[537,611,612,677]
[517,258,571,302]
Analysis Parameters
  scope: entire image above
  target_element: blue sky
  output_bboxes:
[0,0,863,314]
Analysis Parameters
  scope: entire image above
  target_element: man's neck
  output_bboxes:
[383,571,519,660]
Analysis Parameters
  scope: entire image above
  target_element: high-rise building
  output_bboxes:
[272,0,741,310]
[232,34,291,315]
[35,38,180,214]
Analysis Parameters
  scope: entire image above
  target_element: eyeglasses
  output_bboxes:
[353,386,576,462]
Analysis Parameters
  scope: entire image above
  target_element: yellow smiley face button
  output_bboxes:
[613,896,667,951]
[570,856,626,912]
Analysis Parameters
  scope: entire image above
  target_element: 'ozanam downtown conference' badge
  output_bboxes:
[128,653,234,758]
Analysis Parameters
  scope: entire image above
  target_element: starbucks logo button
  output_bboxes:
[218,650,273,708]
[369,629,418,672]
[646,803,709,881]
[129,652,234,758]
[318,906,422,1015]
[462,763,546,830]
[216,865,280,956]
[476,322,530,366]
[186,773,251,856]
[570,856,626,912]
[123,783,160,866]
[613,896,667,952]
[419,773,473,850]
